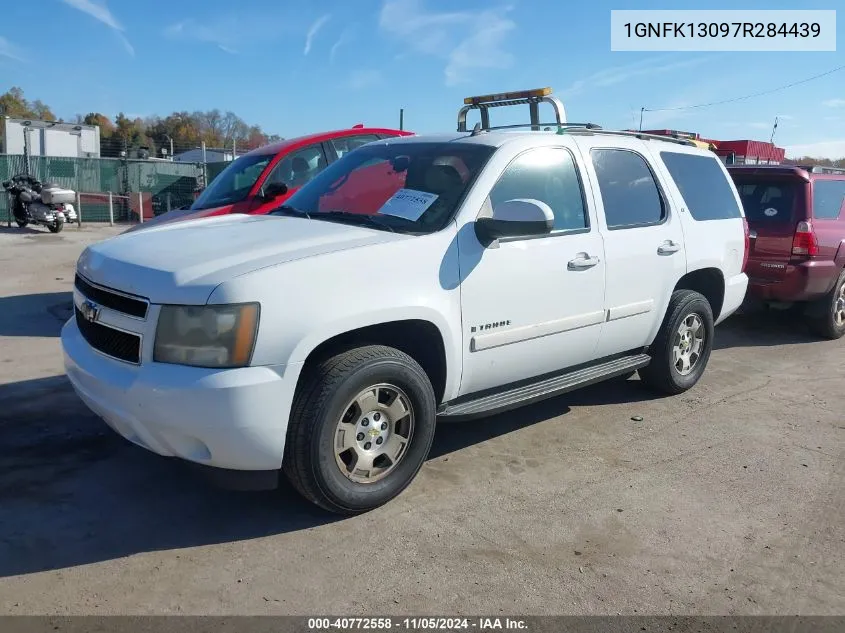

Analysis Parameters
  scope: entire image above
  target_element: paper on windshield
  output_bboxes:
[377,188,438,221]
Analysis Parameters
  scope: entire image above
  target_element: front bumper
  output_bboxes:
[61,317,302,472]
[747,259,839,303]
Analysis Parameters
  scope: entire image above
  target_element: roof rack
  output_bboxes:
[458,87,567,132]
[470,122,604,135]
[798,165,845,174]
[565,128,698,147]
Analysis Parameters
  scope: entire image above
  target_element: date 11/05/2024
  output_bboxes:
[307,617,528,631]
[623,22,822,38]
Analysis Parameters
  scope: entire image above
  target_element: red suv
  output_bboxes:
[131,125,413,231]
[728,164,845,339]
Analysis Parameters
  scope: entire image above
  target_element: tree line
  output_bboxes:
[1,87,283,159]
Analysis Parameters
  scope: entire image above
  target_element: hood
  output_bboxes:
[78,213,409,304]
[122,204,234,234]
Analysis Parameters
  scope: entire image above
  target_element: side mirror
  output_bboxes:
[261,182,288,200]
[475,198,554,243]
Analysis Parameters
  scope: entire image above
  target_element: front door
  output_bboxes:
[458,145,607,396]
[574,140,687,358]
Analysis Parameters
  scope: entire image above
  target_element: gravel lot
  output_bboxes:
[0,223,842,616]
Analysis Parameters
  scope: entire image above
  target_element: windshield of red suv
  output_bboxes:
[191,153,273,211]
[270,141,496,234]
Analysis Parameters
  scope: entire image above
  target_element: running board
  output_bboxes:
[438,353,651,420]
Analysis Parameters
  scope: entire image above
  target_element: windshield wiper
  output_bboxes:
[315,211,396,232]
[272,204,312,219]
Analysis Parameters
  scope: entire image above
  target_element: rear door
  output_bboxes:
[730,173,808,282]
[574,138,687,357]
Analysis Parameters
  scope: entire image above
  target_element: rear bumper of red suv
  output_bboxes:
[747,259,839,303]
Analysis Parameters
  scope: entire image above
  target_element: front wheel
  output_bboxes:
[639,289,715,395]
[283,345,437,514]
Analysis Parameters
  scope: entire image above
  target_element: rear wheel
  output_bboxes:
[639,290,715,395]
[808,269,845,340]
[15,218,28,228]
[48,218,64,233]
[283,345,437,515]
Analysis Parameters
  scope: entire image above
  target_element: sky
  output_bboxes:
[1,0,844,157]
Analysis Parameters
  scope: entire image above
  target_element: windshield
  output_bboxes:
[271,141,496,234]
[191,153,273,210]
[733,178,804,225]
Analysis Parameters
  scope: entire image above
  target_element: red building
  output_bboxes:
[639,129,785,165]
[710,139,785,165]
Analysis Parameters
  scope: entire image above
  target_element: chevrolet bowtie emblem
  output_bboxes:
[81,299,100,323]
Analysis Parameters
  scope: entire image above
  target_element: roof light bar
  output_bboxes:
[463,87,553,106]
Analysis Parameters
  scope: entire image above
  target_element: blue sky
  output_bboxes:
[1,0,844,156]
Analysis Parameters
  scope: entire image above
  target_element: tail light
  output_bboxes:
[741,218,750,272]
[792,220,819,257]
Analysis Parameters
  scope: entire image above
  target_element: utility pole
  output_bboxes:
[399,108,404,131]
[639,107,644,132]
[769,116,779,144]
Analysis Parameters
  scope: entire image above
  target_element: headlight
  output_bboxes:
[154,303,259,368]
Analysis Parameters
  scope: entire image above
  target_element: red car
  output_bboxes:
[132,125,413,230]
[728,164,845,339]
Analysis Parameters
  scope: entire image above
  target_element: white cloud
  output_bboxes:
[304,14,331,56]
[347,69,383,90]
[330,26,354,64]
[822,98,845,108]
[61,0,133,56]
[0,36,26,62]
[785,139,845,159]
[164,19,239,54]
[379,0,515,86]
[562,55,712,98]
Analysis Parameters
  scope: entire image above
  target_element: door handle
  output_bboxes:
[749,229,758,239]
[568,254,600,270]
[657,241,681,255]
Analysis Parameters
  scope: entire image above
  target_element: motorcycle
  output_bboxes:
[2,174,77,233]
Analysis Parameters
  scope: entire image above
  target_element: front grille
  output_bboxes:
[75,307,141,364]
[74,274,148,319]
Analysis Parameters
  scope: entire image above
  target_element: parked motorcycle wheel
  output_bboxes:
[16,219,29,228]
[48,218,64,233]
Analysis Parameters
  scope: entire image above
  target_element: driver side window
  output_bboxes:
[264,144,329,190]
[486,147,588,232]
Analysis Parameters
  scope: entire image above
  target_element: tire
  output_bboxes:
[639,289,715,395]
[15,218,28,228]
[808,269,845,340]
[283,345,437,515]
[48,218,64,233]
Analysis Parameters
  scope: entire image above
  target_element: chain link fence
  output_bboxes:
[0,154,215,223]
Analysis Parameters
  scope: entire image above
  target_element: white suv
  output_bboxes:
[61,89,749,514]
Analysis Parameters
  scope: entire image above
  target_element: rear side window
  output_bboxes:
[591,149,665,229]
[812,180,845,219]
[660,152,743,221]
[734,180,802,225]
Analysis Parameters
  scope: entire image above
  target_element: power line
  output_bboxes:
[642,64,845,113]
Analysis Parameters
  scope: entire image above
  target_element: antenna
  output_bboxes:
[470,122,483,136]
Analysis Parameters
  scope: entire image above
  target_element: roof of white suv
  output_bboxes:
[377,128,713,154]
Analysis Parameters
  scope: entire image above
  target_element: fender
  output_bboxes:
[834,239,845,268]
[288,305,463,402]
